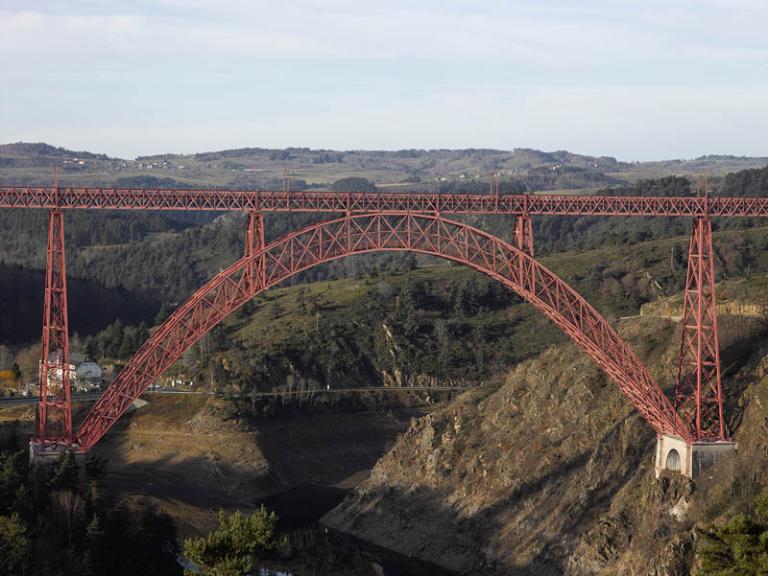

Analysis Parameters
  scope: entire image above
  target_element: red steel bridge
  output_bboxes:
[2,185,760,469]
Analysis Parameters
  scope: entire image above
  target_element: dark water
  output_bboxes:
[252,485,458,576]
[256,484,348,531]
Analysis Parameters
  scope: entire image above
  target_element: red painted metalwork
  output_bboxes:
[75,212,691,451]
[2,186,768,217]
[674,217,726,440]
[7,182,754,449]
[34,208,73,446]
[514,214,534,256]
[245,211,266,291]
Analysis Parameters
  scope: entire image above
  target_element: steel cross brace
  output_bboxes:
[674,217,726,441]
[35,207,73,446]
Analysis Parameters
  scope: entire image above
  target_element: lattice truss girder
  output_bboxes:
[2,186,768,216]
[76,213,690,451]
[514,214,535,257]
[675,217,726,440]
[37,209,73,445]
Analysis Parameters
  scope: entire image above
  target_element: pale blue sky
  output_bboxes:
[1,0,767,160]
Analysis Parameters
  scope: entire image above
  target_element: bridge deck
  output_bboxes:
[1,186,767,216]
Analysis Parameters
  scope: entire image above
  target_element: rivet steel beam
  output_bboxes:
[675,217,726,441]
[1,186,768,217]
[75,213,691,451]
[34,207,73,447]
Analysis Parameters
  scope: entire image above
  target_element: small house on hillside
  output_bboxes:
[75,362,104,391]
[44,351,105,393]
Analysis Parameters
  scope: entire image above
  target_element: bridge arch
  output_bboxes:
[76,212,691,450]
[665,449,682,472]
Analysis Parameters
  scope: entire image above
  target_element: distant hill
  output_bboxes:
[2,141,767,189]
[0,142,110,160]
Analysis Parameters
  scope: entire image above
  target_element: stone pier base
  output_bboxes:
[655,434,737,478]
[29,441,83,466]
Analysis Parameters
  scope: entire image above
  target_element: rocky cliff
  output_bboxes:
[324,314,768,575]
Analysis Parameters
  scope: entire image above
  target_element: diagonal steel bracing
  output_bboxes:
[2,185,768,216]
[74,212,692,451]
[35,208,73,447]
[675,217,726,440]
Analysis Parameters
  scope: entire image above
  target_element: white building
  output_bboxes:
[45,352,105,393]
[74,362,104,392]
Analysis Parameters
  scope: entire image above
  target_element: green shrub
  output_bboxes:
[183,507,279,576]
[697,486,768,575]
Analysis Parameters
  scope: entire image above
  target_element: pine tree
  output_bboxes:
[48,451,80,493]
[0,513,29,575]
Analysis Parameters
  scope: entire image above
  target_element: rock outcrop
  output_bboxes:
[325,315,768,574]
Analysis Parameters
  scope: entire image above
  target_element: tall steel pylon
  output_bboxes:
[514,213,534,257]
[35,204,73,447]
[245,210,266,291]
[674,215,726,441]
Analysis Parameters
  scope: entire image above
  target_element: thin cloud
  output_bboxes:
[1,1,766,159]
[4,3,761,64]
